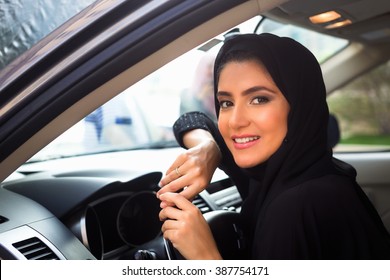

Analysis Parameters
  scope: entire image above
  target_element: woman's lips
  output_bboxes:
[232,135,260,149]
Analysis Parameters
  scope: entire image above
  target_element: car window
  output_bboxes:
[256,18,348,63]
[328,59,390,152]
[0,0,96,70]
[28,17,261,162]
[28,16,358,163]
[29,45,212,162]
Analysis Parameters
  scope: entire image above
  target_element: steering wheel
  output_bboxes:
[204,210,247,259]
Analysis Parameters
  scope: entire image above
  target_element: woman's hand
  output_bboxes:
[159,192,222,260]
[158,129,221,202]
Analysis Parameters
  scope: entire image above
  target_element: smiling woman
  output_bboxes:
[0,0,390,266]
[158,33,390,259]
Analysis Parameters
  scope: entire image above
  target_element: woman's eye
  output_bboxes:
[219,100,233,108]
[251,96,269,104]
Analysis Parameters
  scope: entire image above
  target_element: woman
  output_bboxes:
[157,33,390,259]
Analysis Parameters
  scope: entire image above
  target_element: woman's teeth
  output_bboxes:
[234,136,260,144]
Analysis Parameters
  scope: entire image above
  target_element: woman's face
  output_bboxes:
[217,60,290,168]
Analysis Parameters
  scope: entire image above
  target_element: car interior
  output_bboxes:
[0,0,389,260]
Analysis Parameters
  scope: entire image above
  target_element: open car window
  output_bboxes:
[255,18,348,63]
[328,59,390,152]
[28,16,364,163]
[27,16,261,163]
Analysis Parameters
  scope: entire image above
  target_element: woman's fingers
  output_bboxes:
[158,159,199,199]
[159,204,181,221]
[159,193,198,238]
[160,154,188,186]
[159,192,193,211]
[159,193,195,239]
[158,192,222,260]
[158,136,221,203]
[159,156,208,193]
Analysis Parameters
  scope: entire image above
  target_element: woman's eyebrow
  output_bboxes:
[217,86,276,98]
[216,91,231,98]
[243,86,276,95]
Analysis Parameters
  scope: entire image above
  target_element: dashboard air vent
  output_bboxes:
[211,186,242,210]
[193,195,211,214]
[13,237,60,260]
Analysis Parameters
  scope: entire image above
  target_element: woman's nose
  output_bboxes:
[229,105,250,129]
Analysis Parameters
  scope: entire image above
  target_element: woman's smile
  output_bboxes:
[232,135,260,149]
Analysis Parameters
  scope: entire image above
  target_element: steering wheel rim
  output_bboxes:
[203,210,247,259]
[163,237,185,260]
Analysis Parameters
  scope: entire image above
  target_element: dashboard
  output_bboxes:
[0,155,241,260]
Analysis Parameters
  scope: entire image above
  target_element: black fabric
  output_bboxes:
[173,33,390,259]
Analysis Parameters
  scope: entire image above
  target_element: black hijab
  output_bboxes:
[213,32,333,216]
[212,33,390,259]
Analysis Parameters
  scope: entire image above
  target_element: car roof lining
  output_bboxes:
[265,0,390,44]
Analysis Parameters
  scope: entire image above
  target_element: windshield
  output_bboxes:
[27,16,351,163]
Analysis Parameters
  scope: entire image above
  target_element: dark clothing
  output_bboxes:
[173,33,390,259]
[174,112,390,259]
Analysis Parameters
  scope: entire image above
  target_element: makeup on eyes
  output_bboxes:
[217,89,275,109]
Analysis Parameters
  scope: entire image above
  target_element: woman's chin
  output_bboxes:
[233,153,269,169]
[235,159,260,169]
